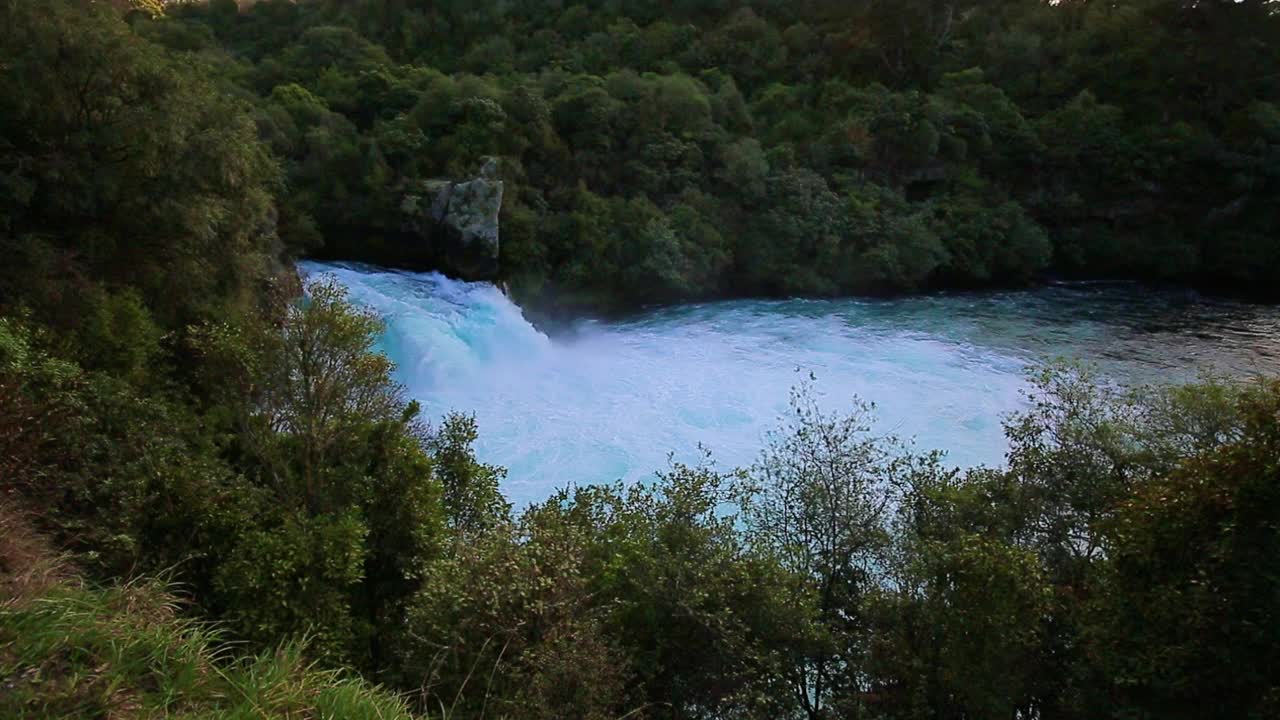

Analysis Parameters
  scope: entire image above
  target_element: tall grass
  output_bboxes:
[1,511,415,720]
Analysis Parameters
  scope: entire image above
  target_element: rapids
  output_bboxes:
[302,261,1280,505]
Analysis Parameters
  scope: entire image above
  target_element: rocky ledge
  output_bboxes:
[308,157,503,281]
[400,157,503,279]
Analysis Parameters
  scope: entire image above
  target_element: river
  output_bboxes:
[301,261,1280,505]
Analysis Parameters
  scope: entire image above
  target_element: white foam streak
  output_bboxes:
[302,261,1280,506]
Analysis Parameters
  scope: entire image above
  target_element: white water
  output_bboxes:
[302,261,1280,506]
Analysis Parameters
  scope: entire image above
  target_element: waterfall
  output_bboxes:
[302,261,1280,506]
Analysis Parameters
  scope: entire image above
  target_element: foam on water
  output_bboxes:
[302,261,1280,506]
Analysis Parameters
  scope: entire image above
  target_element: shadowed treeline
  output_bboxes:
[132,0,1280,314]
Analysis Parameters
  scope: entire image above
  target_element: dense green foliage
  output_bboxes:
[3,2,1279,720]
[0,511,415,720]
[1,586,416,719]
[134,0,1280,311]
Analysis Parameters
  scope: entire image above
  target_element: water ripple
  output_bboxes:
[302,262,1280,505]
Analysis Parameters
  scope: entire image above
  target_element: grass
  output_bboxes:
[0,507,415,720]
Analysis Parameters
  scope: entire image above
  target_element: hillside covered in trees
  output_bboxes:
[2,2,1279,720]
[132,0,1280,312]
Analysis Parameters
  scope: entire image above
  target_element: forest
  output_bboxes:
[124,0,1280,310]
[1,1,1278,719]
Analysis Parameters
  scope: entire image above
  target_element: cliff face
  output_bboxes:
[309,158,504,281]
[401,157,503,279]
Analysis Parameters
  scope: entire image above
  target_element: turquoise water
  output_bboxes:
[302,261,1280,505]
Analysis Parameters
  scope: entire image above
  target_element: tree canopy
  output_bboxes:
[2,3,1278,720]
[126,0,1280,312]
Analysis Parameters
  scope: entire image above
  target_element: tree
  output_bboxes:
[403,510,635,720]
[735,381,910,719]
[1085,380,1280,719]
[428,412,510,536]
[193,277,445,669]
[737,169,846,296]
[867,467,1052,719]
[0,0,280,336]
[577,463,809,719]
[841,184,948,293]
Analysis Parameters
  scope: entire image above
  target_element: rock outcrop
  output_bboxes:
[401,157,503,278]
[305,158,504,280]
